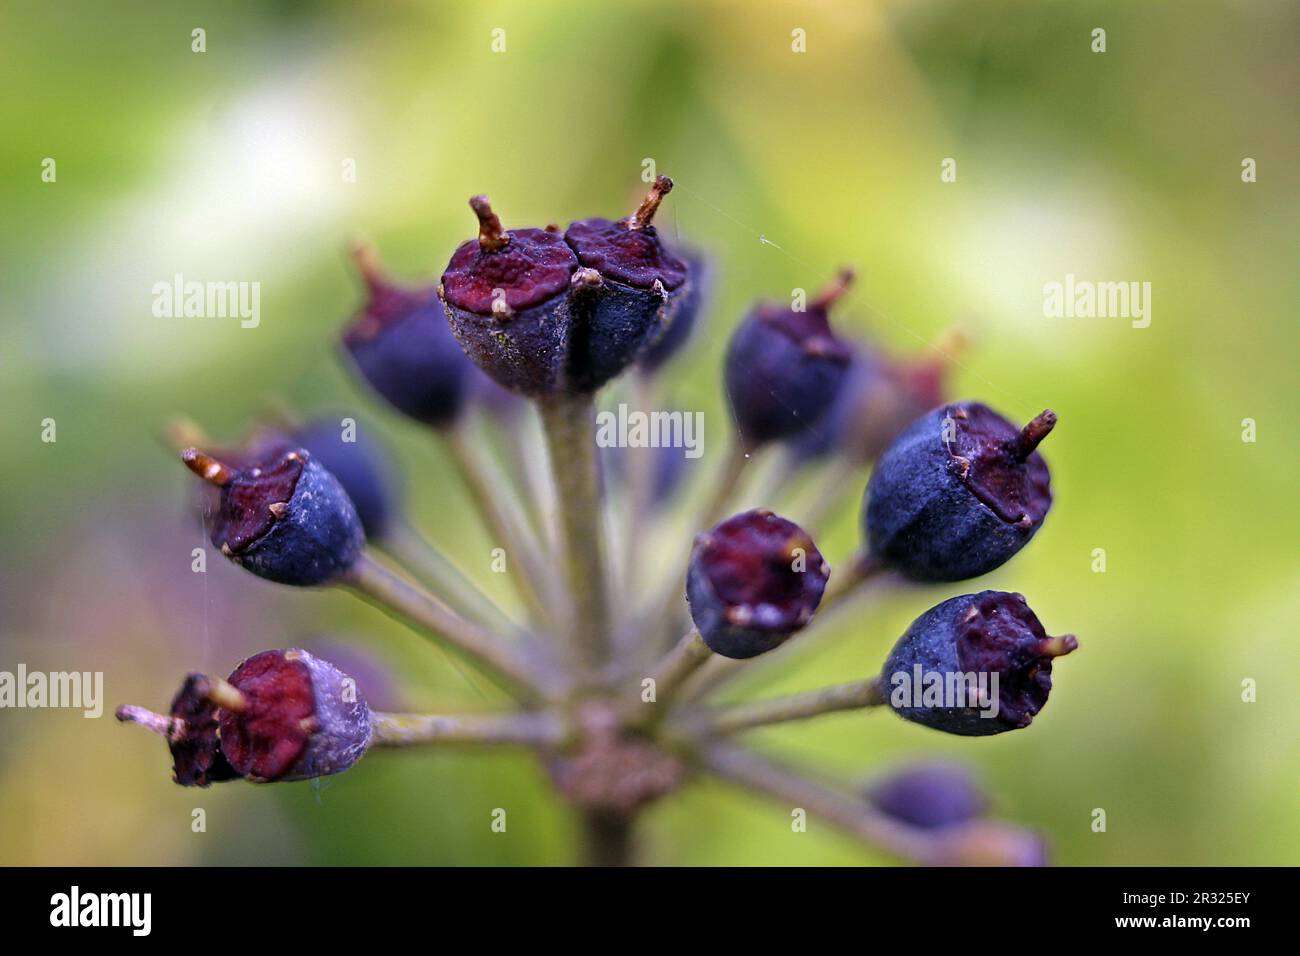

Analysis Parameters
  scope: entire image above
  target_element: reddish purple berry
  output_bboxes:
[686,509,830,659]
[182,445,364,586]
[880,591,1078,736]
[723,270,854,449]
[866,762,988,830]
[218,648,373,783]
[864,401,1055,582]
[341,243,475,428]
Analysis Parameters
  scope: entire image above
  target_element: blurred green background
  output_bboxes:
[1,0,1296,865]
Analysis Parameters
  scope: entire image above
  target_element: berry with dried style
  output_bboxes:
[864,401,1055,582]
[686,509,830,659]
[218,649,373,783]
[723,270,855,449]
[181,444,364,586]
[880,591,1077,736]
[441,180,692,396]
[341,242,475,427]
[439,196,579,395]
[564,175,691,385]
[865,761,988,830]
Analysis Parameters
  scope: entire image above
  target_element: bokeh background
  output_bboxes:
[1,0,1296,865]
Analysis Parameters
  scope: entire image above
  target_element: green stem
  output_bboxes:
[343,552,559,701]
[443,424,557,633]
[699,744,935,863]
[371,711,564,747]
[580,810,636,867]
[689,677,885,735]
[537,391,612,677]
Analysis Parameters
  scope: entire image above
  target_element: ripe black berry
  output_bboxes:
[686,509,830,659]
[218,648,373,783]
[182,444,364,586]
[865,762,987,830]
[341,243,475,427]
[880,591,1077,736]
[864,401,1055,581]
[723,270,854,449]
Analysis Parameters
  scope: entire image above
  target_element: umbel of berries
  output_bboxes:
[220,649,373,783]
[440,177,689,395]
[724,270,854,449]
[182,444,364,586]
[864,401,1056,582]
[686,509,830,659]
[881,591,1078,736]
[341,243,475,428]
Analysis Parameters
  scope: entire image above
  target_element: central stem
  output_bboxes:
[581,810,635,867]
[537,391,611,677]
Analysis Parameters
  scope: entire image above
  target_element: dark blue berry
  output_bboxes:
[219,649,373,783]
[723,270,854,449]
[565,176,692,386]
[865,762,988,829]
[638,248,708,372]
[291,416,399,541]
[182,445,365,587]
[864,401,1055,582]
[341,243,475,427]
[686,509,830,659]
[880,591,1077,736]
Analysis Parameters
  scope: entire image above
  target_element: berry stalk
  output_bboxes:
[700,744,936,863]
[343,552,559,700]
[443,424,559,632]
[537,390,613,678]
[690,676,886,735]
[371,711,565,747]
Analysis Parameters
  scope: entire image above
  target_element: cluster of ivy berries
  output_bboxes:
[118,175,1076,865]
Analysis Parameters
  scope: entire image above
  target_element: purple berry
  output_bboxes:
[181,445,364,586]
[292,416,398,541]
[880,591,1078,736]
[439,196,578,395]
[723,270,854,449]
[218,648,373,783]
[341,243,475,428]
[864,401,1055,582]
[865,762,988,830]
[686,509,830,659]
[638,248,708,372]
